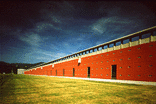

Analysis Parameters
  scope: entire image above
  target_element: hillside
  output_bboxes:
[0,61,44,74]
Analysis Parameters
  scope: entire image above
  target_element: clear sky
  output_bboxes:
[0,1,156,64]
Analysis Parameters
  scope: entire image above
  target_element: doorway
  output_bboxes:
[50,70,52,76]
[73,68,75,77]
[56,70,57,76]
[112,65,117,79]
[87,67,90,78]
[63,69,65,76]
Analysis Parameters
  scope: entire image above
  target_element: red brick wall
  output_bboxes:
[25,41,156,82]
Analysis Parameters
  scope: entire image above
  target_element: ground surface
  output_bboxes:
[0,74,156,104]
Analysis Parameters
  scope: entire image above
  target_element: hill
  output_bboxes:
[0,62,44,74]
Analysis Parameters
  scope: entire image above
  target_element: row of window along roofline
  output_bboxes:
[40,36,155,66]
[27,28,156,70]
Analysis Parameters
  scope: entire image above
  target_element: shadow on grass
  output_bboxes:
[0,74,16,101]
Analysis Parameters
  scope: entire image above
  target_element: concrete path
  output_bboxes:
[31,75,156,86]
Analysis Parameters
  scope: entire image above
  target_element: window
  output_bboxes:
[132,36,139,42]
[123,39,129,44]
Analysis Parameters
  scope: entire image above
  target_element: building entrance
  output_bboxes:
[87,67,90,78]
[56,70,57,76]
[50,70,52,75]
[63,69,65,76]
[112,65,117,79]
[73,68,75,77]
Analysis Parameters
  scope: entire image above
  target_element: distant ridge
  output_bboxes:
[0,61,45,74]
[0,61,10,65]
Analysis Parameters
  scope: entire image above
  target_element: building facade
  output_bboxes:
[17,69,26,74]
[24,26,156,82]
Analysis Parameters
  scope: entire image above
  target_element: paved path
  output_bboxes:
[30,75,156,86]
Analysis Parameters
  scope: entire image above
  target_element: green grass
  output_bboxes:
[0,74,13,86]
[0,74,156,104]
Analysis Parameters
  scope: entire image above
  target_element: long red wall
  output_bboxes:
[24,41,156,82]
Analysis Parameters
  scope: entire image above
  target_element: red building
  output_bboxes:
[24,26,156,82]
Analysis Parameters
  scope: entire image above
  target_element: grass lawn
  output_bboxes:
[0,74,156,104]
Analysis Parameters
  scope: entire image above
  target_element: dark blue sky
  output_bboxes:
[0,1,156,63]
